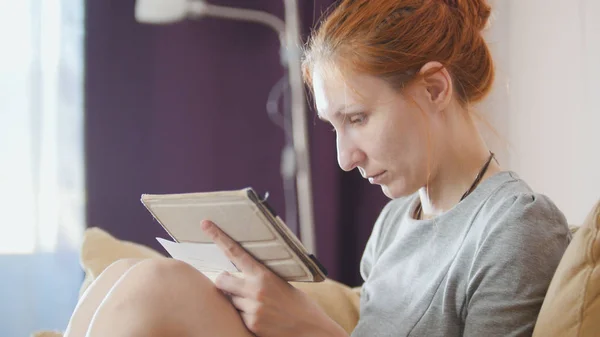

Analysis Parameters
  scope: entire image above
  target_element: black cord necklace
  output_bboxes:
[414,152,496,220]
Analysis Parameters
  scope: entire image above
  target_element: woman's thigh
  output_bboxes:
[64,258,144,337]
[85,258,254,337]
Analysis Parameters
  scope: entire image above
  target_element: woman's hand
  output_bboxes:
[201,220,348,337]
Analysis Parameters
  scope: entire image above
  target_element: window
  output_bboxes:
[0,0,84,254]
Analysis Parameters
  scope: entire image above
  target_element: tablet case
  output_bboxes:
[141,187,327,282]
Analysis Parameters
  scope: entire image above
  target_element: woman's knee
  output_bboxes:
[77,258,146,303]
[101,258,145,277]
[87,258,250,337]
[64,258,149,337]
[123,258,214,291]
[97,258,223,316]
[109,257,145,269]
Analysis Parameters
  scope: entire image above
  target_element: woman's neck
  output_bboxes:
[417,115,502,219]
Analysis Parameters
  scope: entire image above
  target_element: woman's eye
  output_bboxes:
[329,114,366,132]
[349,114,366,124]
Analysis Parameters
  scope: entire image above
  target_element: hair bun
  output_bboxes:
[454,0,492,31]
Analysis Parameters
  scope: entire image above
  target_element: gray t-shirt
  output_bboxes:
[352,171,571,337]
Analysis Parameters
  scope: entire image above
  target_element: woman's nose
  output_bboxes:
[336,134,364,172]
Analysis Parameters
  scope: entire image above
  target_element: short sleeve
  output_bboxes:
[463,193,571,336]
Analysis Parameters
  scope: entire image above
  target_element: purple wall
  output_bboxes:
[85,0,389,286]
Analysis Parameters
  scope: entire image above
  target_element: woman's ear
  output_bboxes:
[418,61,453,112]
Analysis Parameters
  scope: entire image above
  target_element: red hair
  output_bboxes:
[302,0,495,105]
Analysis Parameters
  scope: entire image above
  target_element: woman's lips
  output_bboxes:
[368,171,387,184]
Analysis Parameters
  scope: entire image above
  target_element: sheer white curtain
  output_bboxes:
[0,0,84,335]
[483,0,600,226]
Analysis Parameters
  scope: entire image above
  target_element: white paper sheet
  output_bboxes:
[156,237,239,273]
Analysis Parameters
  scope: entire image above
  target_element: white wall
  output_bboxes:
[482,0,600,225]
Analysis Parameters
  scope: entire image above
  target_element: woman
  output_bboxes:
[64,0,571,336]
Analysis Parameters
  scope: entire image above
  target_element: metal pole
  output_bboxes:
[135,0,317,253]
[282,0,316,254]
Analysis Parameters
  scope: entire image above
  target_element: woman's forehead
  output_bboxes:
[313,66,394,119]
[313,68,358,119]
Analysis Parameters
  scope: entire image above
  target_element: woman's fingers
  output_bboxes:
[235,298,265,333]
[231,295,260,314]
[239,311,260,333]
[215,272,253,298]
[200,220,263,275]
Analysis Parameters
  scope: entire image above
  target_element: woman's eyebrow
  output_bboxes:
[317,104,362,122]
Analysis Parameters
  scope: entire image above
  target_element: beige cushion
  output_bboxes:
[77,227,164,297]
[291,279,360,333]
[31,332,63,337]
[533,200,600,337]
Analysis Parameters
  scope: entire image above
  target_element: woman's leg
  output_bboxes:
[83,258,254,337]
[64,258,144,337]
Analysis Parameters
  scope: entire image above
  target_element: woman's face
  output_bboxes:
[312,66,432,199]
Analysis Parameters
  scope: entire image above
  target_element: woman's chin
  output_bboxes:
[381,181,414,199]
[381,185,398,199]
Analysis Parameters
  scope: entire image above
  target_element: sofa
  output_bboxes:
[34,200,600,337]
